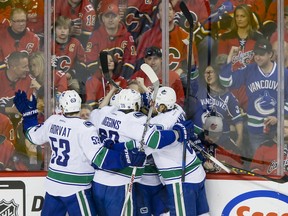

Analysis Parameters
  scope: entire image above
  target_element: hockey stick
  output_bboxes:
[189,140,231,173]
[179,1,194,182]
[120,63,160,216]
[191,141,288,183]
[222,162,288,184]
[99,51,122,90]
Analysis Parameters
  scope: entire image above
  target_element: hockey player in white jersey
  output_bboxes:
[13,89,146,216]
[144,86,210,216]
[89,88,193,216]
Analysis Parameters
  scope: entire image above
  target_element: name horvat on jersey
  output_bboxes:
[101,117,121,129]
[248,80,278,93]
[50,124,72,137]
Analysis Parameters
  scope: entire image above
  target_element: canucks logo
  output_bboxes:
[0,199,19,216]
[254,91,277,115]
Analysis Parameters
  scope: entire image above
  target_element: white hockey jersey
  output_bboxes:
[90,106,148,186]
[26,114,102,196]
[145,104,206,184]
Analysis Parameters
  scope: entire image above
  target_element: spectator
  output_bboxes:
[192,63,243,149]
[0,113,16,146]
[131,46,185,107]
[86,3,137,79]
[29,51,68,98]
[52,0,96,47]
[0,51,33,121]
[0,134,18,171]
[29,51,67,125]
[217,4,264,111]
[51,16,86,95]
[79,103,93,120]
[136,0,198,76]
[85,53,127,108]
[0,51,34,167]
[250,119,288,175]
[0,8,40,69]
[14,0,45,35]
[219,38,288,157]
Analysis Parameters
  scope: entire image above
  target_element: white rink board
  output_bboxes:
[0,176,287,215]
[206,179,288,215]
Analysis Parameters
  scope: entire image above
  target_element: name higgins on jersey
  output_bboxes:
[101,117,121,130]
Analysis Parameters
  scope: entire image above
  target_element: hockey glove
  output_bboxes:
[103,138,116,149]
[173,120,194,143]
[120,148,146,168]
[141,92,151,109]
[103,138,125,151]
[103,138,137,151]
[14,90,38,132]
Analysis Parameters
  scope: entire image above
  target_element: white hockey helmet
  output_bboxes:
[59,90,82,113]
[204,116,223,140]
[155,86,176,110]
[118,89,141,111]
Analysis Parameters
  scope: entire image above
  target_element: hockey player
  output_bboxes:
[144,86,210,216]
[219,38,288,157]
[89,88,193,216]
[13,89,146,216]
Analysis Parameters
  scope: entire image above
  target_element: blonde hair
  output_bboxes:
[29,51,45,84]
[55,16,72,32]
[230,4,259,36]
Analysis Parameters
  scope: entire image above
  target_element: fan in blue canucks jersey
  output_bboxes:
[219,38,288,155]
[194,64,243,149]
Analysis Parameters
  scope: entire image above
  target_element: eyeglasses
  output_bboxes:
[11,19,27,24]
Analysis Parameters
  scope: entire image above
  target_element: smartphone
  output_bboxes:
[0,181,26,216]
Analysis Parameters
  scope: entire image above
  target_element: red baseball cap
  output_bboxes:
[101,3,119,15]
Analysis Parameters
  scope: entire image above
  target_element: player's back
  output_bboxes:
[148,104,205,184]
[27,114,99,196]
[90,106,147,186]
[91,106,147,142]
